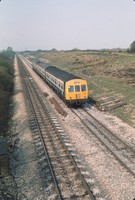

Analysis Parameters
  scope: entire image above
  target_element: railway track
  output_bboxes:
[72,106,135,177]
[17,56,97,200]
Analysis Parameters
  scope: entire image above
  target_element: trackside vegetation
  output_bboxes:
[0,51,15,136]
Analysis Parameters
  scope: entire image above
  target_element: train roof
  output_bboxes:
[34,59,48,69]
[45,66,82,82]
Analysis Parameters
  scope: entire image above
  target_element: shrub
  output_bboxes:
[0,52,15,135]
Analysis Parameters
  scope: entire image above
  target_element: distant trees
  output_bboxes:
[51,48,58,52]
[7,46,13,52]
[129,41,135,53]
[5,46,14,57]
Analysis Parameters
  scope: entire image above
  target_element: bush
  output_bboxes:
[129,40,135,53]
[0,52,15,135]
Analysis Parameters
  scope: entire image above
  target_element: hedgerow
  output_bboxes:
[0,51,14,135]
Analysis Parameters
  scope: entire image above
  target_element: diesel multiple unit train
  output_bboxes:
[32,63,88,105]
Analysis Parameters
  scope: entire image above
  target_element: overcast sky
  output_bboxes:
[0,0,135,51]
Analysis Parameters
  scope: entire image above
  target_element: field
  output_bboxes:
[34,50,135,127]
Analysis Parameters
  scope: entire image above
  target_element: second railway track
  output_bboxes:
[72,105,135,177]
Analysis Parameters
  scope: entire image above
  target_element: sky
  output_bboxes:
[0,0,135,51]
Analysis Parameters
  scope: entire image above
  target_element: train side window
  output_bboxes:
[68,86,74,92]
[81,84,86,92]
[75,85,80,92]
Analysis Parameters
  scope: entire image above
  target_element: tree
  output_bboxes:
[129,41,135,53]
[51,48,58,52]
[7,46,13,52]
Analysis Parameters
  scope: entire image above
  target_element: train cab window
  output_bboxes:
[68,85,74,92]
[75,85,80,92]
[81,84,86,92]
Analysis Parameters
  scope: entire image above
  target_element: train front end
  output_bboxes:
[65,79,88,105]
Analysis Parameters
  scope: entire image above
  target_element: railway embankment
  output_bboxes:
[0,56,49,199]
[0,52,14,184]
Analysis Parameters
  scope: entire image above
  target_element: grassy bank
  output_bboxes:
[33,50,135,127]
[0,52,14,135]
